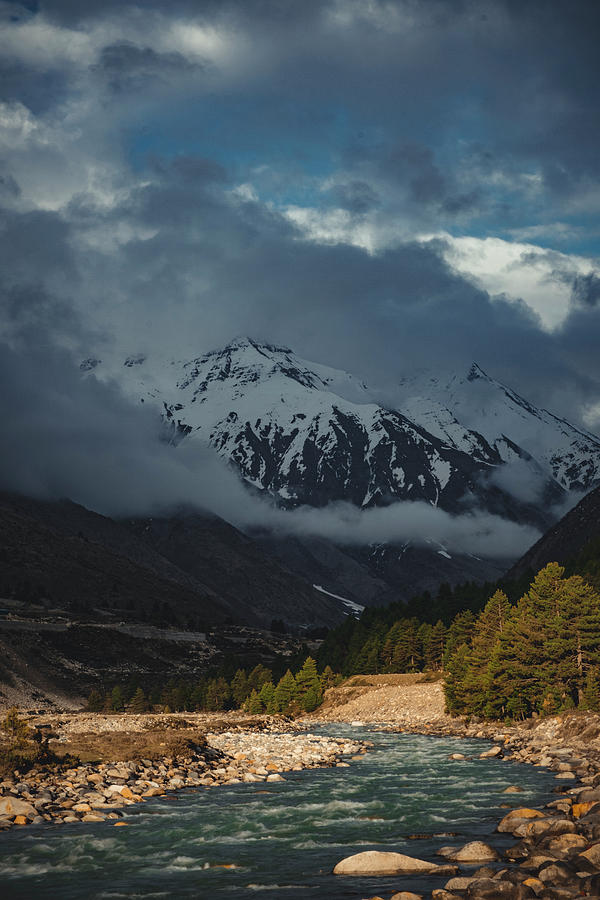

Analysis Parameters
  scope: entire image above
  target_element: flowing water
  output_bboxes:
[0,727,558,899]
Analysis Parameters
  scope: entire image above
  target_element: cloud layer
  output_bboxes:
[1,0,600,555]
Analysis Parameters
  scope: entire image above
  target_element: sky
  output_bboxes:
[2,0,600,551]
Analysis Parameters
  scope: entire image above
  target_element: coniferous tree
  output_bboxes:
[442,610,476,669]
[247,664,273,693]
[320,665,336,690]
[417,622,433,669]
[425,620,446,671]
[110,686,125,712]
[86,689,104,712]
[460,590,511,714]
[231,669,250,707]
[295,657,323,711]
[581,667,600,712]
[130,687,147,713]
[258,681,276,713]
[245,689,262,714]
[273,669,297,713]
[391,619,421,671]
[443,644,472,715]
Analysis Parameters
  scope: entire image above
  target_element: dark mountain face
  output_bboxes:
[0,493,346,629]
[123,512,343,628]
[507,486,600,581]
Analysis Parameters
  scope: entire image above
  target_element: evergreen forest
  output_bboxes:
[88,542,600,723]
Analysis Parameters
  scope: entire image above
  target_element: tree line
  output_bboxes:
[86,554,600,723]
[86,656,340,716]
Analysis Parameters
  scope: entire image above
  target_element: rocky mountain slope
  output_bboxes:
[507,484,600,581]
[0,493,344,628]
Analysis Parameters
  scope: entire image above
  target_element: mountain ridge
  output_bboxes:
[87,337,600,527]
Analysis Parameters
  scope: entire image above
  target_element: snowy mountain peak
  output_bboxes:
[87,339,600,519]
[467,362,488,382]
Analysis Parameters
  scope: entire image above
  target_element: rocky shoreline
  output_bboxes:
[337,712,600,899]
[0,712,365,832]
[4,706,600,898]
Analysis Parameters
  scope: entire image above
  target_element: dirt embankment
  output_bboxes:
[311,673,450,728]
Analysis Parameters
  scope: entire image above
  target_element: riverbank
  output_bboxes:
[5,686,600,898]
[311,676,600,898]
[0,711,365,832]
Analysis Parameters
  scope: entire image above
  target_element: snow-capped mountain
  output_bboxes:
[397,363,600,493]
[86,338,600,527]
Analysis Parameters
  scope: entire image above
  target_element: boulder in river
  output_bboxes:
[333,850,455,875]
[439,841,499,862]
[497,807,545,832]
[390,892,424,899]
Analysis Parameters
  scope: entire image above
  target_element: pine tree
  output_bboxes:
[381,621,403,670]
[295,657,323,711]
[442,610,475,669]
[391,619,421,672]
[130,687,147,713]
[258,681,275,713]
[461,590,511,714]
[231,669,250,707]
[245,689,262,714]
[581,667,600,712]
[443,644,472,715]
[189,683,205,710]
[205,677,230,711]
[425,620,446,671]
[418,622,433,669]
[247,664,273,692]
[320,665,336,690]
[273,670,297,713]
[110,686,125,712]
[86,689,104,712]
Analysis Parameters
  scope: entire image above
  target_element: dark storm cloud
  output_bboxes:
[326,180,380,214]
[0,337,257,518]
[93,42,204,95]
[572,273,600,309]
[2,0,600,545]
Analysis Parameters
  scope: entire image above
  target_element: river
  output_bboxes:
[0,726,558,899]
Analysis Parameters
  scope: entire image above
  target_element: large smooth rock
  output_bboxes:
[479,746,502,759]
[465,879,526,898]
[390,893,424,900]
[0,797,37,819]
[577,841,600,869]
[333,850,453,875]
[440,841,499,863]
[497,808,545,832]
[547,833,588,856]
[516,818,576,839]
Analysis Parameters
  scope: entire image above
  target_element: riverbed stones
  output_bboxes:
[333,850,457,876]
[0,725,365,835]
